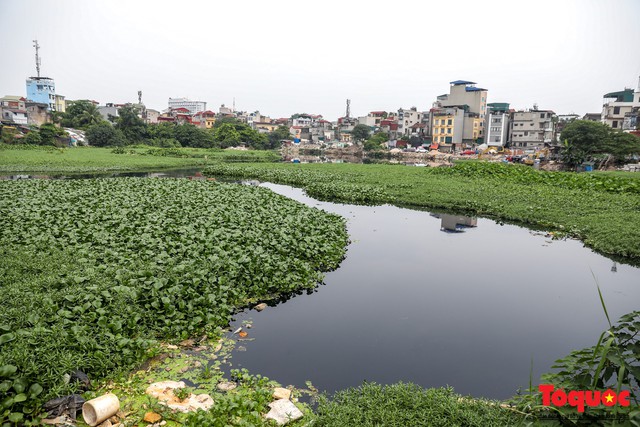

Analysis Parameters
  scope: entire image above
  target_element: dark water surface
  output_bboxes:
[227,183,640,399]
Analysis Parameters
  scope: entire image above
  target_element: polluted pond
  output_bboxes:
[223,182,640,400]
[2,174,639,425]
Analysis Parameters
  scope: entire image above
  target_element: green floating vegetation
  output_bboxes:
[0,144,280,172]
[203,161,640,262]
[0,178,348,421]
[313,383,522,427]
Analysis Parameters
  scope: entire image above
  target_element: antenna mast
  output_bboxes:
[33,39,41,77]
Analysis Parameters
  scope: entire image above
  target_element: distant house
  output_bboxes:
[254,122,278,133]
[192,110,216,129]
[0,96,28,125]
[145,109,160,124]
[601,82,640,131]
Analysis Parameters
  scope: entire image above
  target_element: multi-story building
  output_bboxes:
[431,107,466,150]
[54,94,66,113]
[484,103,510,147]
[167,97,206,115]
[509,108,556,149]
[431,80,488,151]
[145,109,160,124]
[397,107,423,137]
[0,96,29,125]
[601,79,640,130]
[26,77,56,111]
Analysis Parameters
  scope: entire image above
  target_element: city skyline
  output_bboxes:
[1,0,639,120]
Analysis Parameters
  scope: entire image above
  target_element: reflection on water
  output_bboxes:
[225,183,640,400]
[431,213,478,232]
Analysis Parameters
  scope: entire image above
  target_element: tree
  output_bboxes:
[351,124,371,143]
[266,126,292,150]
[39,123,63,145]
[213,117,243,129]
[212,120,271,149]
[173,123,216,148]
[364,132,389,151]
[147,122,181,147]
[114,105,147,143]
[61,100,103,129]
[602,131,640,164]
[213,123,242,148]
[86,122,126,147]
[23,131,42,145]
[560,120,640,169]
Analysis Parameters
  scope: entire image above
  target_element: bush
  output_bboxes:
[86,122,127,147]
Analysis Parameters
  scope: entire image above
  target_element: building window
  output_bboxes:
[447,119,452,125]
[613,107,620,115]
[612,121,618,128]
[447,128,451,134]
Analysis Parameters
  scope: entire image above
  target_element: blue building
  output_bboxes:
[26,76,56,111]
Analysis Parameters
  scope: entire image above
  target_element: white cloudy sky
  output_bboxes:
[1,0,639,119]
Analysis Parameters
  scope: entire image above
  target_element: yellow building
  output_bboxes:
[54,94,66,113]
[431,114,455,146]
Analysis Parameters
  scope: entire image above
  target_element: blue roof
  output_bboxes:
[465,87,487,92]
[450,80,476,85]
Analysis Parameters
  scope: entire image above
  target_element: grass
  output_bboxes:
[313,383,522,427]
[203,161,640,263]
[0,178,347,422]
[0,144,279,173]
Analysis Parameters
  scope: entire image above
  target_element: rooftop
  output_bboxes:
[603,89,634,102]
[450,80,476,85]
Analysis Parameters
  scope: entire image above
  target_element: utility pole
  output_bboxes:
[33,39,41,77]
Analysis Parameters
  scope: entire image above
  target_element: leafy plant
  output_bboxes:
[0,178,348,422]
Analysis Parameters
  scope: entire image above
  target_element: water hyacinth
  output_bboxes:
[0,178,348,420]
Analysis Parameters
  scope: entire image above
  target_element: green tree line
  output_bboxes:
[7,101,292,150]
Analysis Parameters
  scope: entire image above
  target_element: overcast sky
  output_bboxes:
[1,0,639,120]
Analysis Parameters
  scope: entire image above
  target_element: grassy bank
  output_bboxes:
[0,178,347,422]
[0,145,279,173]
[203,161,640,263]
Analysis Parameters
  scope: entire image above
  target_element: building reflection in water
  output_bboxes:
[431,213,478,233]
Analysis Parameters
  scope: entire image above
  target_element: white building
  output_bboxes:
[601,78,640,131]
[0,96,28,125]
[397,107,423,137]
[484,103,510,147]
[168,97,206,115]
